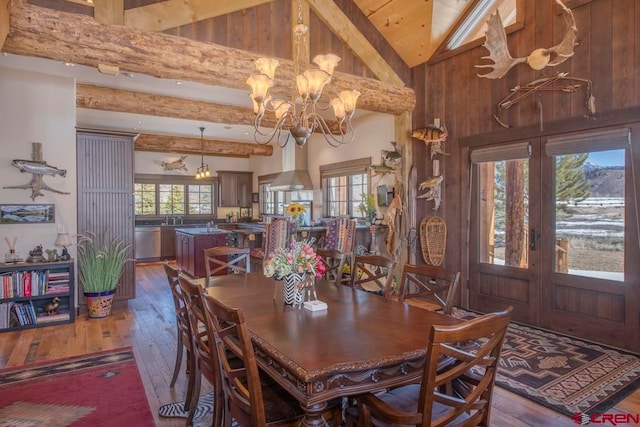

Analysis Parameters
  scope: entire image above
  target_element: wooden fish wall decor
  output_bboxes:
[4,143,70,201]
[412,120,448,211]
[161,155,188,172]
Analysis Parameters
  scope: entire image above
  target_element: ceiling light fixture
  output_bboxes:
[246,0,360,148]
[195,127,211,179]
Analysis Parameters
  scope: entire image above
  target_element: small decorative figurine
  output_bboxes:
[27,244,44,263]
[60,246,71,261]
[43,297,60,315]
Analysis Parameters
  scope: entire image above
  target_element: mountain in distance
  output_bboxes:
[584,162,624,197]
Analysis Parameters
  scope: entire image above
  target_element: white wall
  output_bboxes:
[0,67,77,259]
[134,151,250,175]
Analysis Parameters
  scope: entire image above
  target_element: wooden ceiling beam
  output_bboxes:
[76,84,344,134]
[4,2,415,116]
[306,0,403,86]
[135,133,273,158]
[94,0,123,25]
[0,0,9,50]
[124,0,278,32]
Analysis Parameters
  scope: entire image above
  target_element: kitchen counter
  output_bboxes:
[175,229,230,278]
[175,227,230,236]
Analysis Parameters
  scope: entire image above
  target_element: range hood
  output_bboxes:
[269,142,313,191]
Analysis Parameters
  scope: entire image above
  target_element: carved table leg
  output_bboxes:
[300,401,329,427]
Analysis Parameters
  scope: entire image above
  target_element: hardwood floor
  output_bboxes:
[1,263,638,426]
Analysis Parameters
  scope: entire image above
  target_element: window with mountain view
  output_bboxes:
[553,149,625,281]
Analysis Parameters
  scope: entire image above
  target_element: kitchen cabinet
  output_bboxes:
[218,171,253,207]
[161,226,177,259]
[175,229,229,278]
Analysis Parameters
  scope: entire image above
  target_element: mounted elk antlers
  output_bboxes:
[476,0,578,79]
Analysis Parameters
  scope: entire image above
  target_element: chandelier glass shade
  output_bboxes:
[246,2,360,148]
[195,126,211,179]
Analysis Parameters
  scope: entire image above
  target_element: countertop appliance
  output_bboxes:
[134,226,161,260]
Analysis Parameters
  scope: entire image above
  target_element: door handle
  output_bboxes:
[530,228,537,251]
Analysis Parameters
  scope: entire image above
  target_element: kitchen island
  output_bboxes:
[175,228,230,278]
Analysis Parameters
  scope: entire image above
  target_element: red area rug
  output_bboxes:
[0,347,154,426]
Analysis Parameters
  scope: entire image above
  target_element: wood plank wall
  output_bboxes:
[411,0,640,280]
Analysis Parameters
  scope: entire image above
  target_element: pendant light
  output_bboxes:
[195,126,211,179]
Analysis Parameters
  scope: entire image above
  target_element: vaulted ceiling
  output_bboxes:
[0,0,510,157]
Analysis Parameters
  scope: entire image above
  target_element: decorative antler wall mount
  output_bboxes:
[476,0,578,79]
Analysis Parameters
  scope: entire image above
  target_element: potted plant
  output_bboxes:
[358,193,377,224]
[77,231,131,318]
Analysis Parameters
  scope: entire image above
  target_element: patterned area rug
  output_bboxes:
[0,347,154,426]
[453,308,640,416]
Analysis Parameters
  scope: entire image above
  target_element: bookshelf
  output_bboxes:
[0,260,75,332]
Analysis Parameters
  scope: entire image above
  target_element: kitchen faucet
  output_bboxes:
[178,216,183,225]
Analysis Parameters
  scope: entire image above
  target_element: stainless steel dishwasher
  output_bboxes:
[134,226,161,260]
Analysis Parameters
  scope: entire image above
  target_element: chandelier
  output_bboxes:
[246,0,360,147]
[195,126,211,179]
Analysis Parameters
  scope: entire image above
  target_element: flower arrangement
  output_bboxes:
[263,238,326,279]
[358,193,377,223]
[285,202,306,225]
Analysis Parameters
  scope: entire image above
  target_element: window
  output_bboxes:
[159,184,185,215]
[320,157,370,218]
[188,184,213,214]
[134,174,216,217]
[134,183,156,215]
[546,128,629,281]
[258,174,285,215]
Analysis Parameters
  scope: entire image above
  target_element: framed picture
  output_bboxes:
[0,204,55,224]
[252,192,259,203]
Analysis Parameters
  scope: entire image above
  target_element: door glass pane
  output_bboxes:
[478,159,529,268]
[553,150,624,281]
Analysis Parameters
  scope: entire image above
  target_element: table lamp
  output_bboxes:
[55,233,73,260]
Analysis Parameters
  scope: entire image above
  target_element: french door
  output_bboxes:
[469,125,640,352]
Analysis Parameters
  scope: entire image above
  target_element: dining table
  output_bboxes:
[198,272,461,427]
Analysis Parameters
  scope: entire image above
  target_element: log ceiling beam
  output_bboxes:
[124,0,277,32]
[76,84,344,134]
[94,0,124,25]
[4,2,415,116]
[135,133,273,158]
[0,0,9,50]
[306,0,403,87]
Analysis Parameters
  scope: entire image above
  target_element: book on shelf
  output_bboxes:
[36,311,70,324]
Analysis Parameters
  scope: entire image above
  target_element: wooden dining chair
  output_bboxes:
[347,307,512,427]
[201,293,306,426]
[163,262,196,412]
[250,218,292,268]
[318,217,357,285]
[204,246,251,286]
[397,264,461,315]
[178,274,224,427]
[316,248,348,285]
[349,254,396,296]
